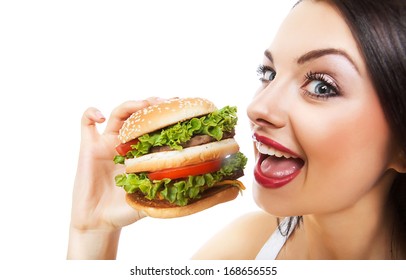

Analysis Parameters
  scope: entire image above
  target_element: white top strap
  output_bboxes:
[255,217,297,260]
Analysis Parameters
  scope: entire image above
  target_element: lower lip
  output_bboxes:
[254,154,302,189]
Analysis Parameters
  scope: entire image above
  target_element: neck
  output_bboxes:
[302,211,392,259]
[297,172,396,259]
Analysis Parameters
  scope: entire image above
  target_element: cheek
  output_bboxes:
[296,98,394,201]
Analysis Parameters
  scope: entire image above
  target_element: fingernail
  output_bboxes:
[96,110,105,120]
[146,96,167,105]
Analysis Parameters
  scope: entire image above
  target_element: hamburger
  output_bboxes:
[114,97,247,218]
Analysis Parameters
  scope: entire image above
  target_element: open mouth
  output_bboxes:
[254,139,304,189]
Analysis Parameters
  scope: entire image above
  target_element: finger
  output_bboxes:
[111,203,148,227]
[103,97,166,135]
[81,107,106,140]
[146,96,167,106]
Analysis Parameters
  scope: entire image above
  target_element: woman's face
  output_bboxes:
[247,0,400,217]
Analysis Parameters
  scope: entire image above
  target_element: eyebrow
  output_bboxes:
[264,49,274,63]
[264,48,360,73]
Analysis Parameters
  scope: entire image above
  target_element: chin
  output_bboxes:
[252,180,303,218]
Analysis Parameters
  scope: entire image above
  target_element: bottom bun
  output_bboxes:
[125,184,241,219]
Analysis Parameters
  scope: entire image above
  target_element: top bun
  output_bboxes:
[118,97,217,143]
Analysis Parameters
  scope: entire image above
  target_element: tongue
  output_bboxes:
[260,156,303,178]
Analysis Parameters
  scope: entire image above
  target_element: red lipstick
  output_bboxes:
[253,133,300,158]
[253,133,304,189]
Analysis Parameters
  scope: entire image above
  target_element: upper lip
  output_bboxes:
[253,133,301,159]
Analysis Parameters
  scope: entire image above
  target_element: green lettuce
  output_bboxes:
[115,152,247,206]
[120,105,238,160]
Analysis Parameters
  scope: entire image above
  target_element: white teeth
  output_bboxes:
[256,142,298,159]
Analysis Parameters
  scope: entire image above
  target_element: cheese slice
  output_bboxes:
[214,180,246,190]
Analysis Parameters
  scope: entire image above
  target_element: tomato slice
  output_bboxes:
[115,139,139,156]
[147,159,223,180]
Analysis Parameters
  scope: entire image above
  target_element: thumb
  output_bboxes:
[109,202,148,227]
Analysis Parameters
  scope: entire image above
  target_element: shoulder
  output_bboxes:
[192,211,278,260]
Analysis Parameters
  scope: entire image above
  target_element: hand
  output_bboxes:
[71,98,166,230]
[67,98,163,259]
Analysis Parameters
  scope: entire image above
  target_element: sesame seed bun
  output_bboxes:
[118,97,217,143]
[126,184,240,218]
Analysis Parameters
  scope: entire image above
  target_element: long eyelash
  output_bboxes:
[303,71,341,99]
[305,71,326,82]
[256,64,273,76]
[304,71,339,92]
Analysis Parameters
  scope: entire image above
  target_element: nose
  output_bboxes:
[247,82,290,129]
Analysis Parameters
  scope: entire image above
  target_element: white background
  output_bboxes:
[0,0,296,274]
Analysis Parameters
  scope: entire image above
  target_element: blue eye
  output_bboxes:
[302,72,339,99]
[257,65,276,82]
[304,80,336,96]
